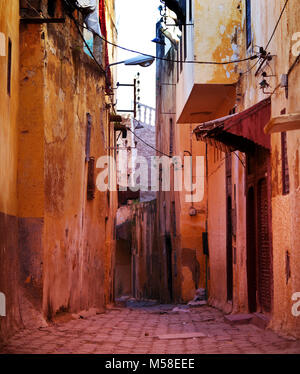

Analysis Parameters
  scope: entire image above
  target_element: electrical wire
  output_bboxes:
[71,17,258,66]
[25,0,288,70]
[97,32,258,66]
[288,53,300,76]
[265,0,289,50]
[239,56,261,76]
[238,0,289,78]
[127,127,172,158]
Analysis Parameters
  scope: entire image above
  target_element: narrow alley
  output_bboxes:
[1,301,300,354]
[1,0,300,359]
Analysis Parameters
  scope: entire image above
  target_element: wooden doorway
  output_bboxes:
[246,147,273,314]
[257,177,272,313]
[246,186,257,312]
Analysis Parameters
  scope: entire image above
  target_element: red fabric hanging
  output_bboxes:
[99,0,111,88]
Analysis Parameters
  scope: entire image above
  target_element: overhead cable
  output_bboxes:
[71,17,258,66]
[127,127,171,158]
[265,0,289,50]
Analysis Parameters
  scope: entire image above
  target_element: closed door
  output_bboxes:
[246,147,273,314]
[227,196,233,302]
[246,186,257,313]
[257,178,272,313]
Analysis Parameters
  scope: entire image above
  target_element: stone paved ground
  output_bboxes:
[1,302,300,354]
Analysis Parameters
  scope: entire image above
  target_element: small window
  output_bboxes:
[169,118,173,155]
[7,38,12,96]
[245,0,252,48]
[189,0,193,21]
[281,132,290,195]
[285,251,291,284]
[85,113,92,162]
[87,157,95,200]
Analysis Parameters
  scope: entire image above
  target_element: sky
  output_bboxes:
[115,0,161,113]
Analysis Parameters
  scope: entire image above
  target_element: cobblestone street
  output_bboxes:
[1,302,300,355]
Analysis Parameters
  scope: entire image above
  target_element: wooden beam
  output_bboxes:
[264,112,300,134]
[20,18,65,24]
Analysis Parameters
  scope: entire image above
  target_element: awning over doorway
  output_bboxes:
[193,98,271,153]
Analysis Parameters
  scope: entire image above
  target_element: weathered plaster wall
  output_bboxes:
[237,0,300,338]
[156,41,208,303]
[207,149,248,315]
[155,46,182,302]
[193,0,242,84]
[42,21,110,316]
[206,146,228,311]
[18,22,45,312]
[270,128,300,338]
[176,0,242,123]
[231,153,248,314]
[17,1,118,321]
[177,126,207,302]
[0,0,21,343]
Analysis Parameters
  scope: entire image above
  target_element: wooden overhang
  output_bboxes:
[193,98,271,153]
[264,112,300,134]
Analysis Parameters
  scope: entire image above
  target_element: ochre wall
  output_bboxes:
[18,22,45,310]
[231,152,248,314]
[177,126,207,302]
[176,0,242,124]
[206,146,228,311]
[156,43,209,303]
[1,1,118,344]
[237,0,300,338]
[193,0,242,84]
[0,0,21,343]
[17,9,118,318]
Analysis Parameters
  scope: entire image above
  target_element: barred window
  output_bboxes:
[281,132,290,195]
[87,157,95,200]
[7,38,12,96]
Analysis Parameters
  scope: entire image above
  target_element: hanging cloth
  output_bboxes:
[99,0,111,87]
[76,0,101,36]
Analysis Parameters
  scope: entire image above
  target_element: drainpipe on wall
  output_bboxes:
[204,143,209,299]
[183,150,196,216]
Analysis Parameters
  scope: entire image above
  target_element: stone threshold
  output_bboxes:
[224,312,270,330]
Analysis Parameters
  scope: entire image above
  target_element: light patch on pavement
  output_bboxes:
[156,332,206,340]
